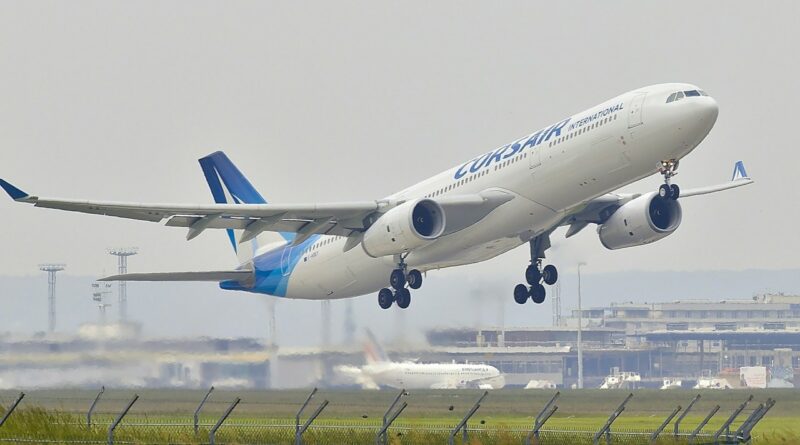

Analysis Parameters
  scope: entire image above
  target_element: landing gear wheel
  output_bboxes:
[389,269,406,290]
[530,284,546,304]
[670,184,680,200]
[525,265,541,285]
[513,284,529,304]
[658,183,672,199]
[407,269,423,290]
[542,265,558,285]
[378,288,394,309]
[395,288,411,309]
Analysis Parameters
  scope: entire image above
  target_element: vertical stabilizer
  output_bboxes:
[198,151,292,263]
[364,328,390,365]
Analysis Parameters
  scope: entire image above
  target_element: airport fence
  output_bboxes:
[0,388,775,445]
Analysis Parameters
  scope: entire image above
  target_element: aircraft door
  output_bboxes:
[528,144,542,169]
[627,93,647,128]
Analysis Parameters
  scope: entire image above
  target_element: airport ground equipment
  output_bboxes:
[87,386,104,427]
[649,404,681,444]
[713,394,753,444]
[209,397,240,445]
[376,388,407,445]
[593,392,633,445]
[295,387,328,445]
[688,404,720,444]
[674,394,701,438]
[0,392,24,429]
[735,398,775,444]
[448,390,488,445]
[524,391,560,445]
[107,393,138,445]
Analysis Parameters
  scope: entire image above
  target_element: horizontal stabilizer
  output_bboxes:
[99,270,252,282]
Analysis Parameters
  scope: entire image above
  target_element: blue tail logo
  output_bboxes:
[731,160,749,181]
[198,151,292,252]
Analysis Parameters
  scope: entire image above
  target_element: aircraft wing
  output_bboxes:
[0,178,382,242]
[0,176,514,247]
[559,160,753,237]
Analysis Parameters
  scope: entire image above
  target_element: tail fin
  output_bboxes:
[198,151,291,263]
[363,329,390,365]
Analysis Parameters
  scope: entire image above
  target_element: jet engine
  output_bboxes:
[597,192,682,250]
[362,198,446,257]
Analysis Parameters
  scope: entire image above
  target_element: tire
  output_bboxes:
[390,269,406,290]
[395,288,411,309]
[530,283,546,304]
[407,269,423,290]
[378,288,394,309]
[513,284,529,304]
[670,184,680,200]
[525,265,541,285]
[542,264,558,285]
[658,184,671,199]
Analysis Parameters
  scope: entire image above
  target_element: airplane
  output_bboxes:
[0,83,753,310]
[335,331,504,390]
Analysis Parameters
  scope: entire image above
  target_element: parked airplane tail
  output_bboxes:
[363,329,390,365]
[198,151,293,263]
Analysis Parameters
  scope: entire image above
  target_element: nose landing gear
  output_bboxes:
[657,159,680,200]
[377,256,422,309]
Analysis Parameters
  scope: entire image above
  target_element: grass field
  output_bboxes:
[0,388,797,444]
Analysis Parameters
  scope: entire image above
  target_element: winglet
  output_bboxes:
[0,179,29,201]
[731,161,749,181]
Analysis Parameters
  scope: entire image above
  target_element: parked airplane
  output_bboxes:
[335,331,504,390]
[1,83,752,309]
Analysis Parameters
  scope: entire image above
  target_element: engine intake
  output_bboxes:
[598,192,682,250]
[362,199,446,257]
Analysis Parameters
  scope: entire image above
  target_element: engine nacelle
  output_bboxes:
[362,199,446,257]
[598,192,682,250]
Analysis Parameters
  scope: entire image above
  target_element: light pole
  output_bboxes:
[577,261,587,389]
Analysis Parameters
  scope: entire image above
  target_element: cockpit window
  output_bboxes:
[666,89,708,103]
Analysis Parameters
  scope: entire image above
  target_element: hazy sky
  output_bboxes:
[1,2,798,288]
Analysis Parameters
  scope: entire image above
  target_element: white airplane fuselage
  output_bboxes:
[264,83,718,299]
[360,362,503,390]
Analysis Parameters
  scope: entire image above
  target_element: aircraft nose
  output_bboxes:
[701,96,719,121]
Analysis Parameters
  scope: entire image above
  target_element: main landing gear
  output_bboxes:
[514,236,558,305]
[657,159,680,200]
[378,256,423,310]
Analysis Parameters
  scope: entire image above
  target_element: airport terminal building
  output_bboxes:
[0,294,797,389]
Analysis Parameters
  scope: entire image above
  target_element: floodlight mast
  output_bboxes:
[107,247,138,322]
[39,264,66,333]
